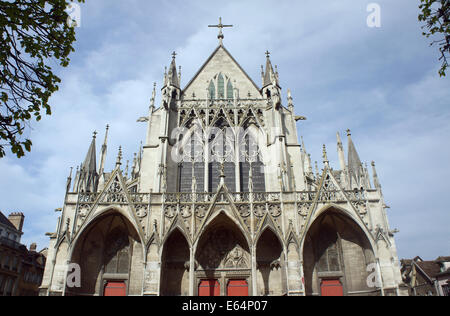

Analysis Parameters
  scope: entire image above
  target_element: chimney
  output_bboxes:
[29,243,37,252]
[8,212,25,232]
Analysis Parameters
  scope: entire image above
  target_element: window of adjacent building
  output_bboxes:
[3,255,10,269]
[11,256,18,271]
[4,277,13,296]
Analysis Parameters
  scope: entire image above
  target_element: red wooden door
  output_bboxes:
[198,280,220,296]
[320,279,344,296]
[227,280,249,296]
[104,282,127,296]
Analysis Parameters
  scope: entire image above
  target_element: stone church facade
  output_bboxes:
[39,30,406,296]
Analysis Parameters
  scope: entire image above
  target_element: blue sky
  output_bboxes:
[0,0,449,260]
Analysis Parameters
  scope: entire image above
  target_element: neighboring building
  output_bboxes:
[18,243,47,296]
[401,256,450,296]
[0,212,46,296]
[40,23,406,296]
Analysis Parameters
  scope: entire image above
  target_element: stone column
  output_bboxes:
[143,244,160,296]
[286,242,303,296]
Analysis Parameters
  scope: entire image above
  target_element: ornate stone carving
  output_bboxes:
[104,177,127,203]
[196,227,249,270]
[195,205,208,218]
[268,204,281,217]
[298,202,312,218]
[164,205,176,218]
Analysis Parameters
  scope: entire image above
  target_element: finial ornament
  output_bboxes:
[93,131,97,139]
[323,144,329,164]
[172,51,177,59]
[346,129,352,137]
[208,17,233,45]
[116,146,122,167]
[265,50,271,58]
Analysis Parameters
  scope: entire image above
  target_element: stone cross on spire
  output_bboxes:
[208,17,233,46]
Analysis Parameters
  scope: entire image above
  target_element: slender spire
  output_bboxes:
[166,52,179,88]
[150,83,156,109]
[131,152,137,179]
[263,50,276,87]
[116,146,122,168]
[260,65,265,86]
[66,167,73,193]
[125,160,129,178]
[80,132,99,192]
[323,144,329,166]
[307,154,313,174]
[287,89,294,110]
[73,165,80,192]
[347,129,363,188]
[99,124,109,175]
[372,161,381,190]
[336,131,346,171]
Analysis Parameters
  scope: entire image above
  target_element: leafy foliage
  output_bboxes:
[419,0,450,77]
[0,0,83,158]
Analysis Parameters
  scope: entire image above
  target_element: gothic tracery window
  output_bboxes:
[179,129,205,192]
[239,127,265,192]
[217,74,225,99]
[104,228,130,274]
[208,81,215,99]
[209,119,235,191]
[227,80,233,99]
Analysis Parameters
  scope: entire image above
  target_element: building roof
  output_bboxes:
[436,256,450,262]
[416,261,442,279]
[182,44,261,96]
[0,211,17,230]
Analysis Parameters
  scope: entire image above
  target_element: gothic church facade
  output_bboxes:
[40,30,406,296]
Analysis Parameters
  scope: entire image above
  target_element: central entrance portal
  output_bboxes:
[195,213,251,296]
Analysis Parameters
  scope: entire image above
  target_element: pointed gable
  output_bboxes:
[183,45,261,99]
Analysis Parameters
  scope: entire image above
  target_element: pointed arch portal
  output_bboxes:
[68,212,142,296]
[256,228,285,296]
[195,212,251,296]
[303,208,376,296]
[160,229,190,296]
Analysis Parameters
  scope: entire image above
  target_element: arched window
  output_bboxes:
[239,127,265,192]
[208,119,235,191]
[208,81,215,99]
[104,228,130,274]
[178,132,205,192]
[218,74,225,99]
[316,226,341,272]
[227,80,233,99]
